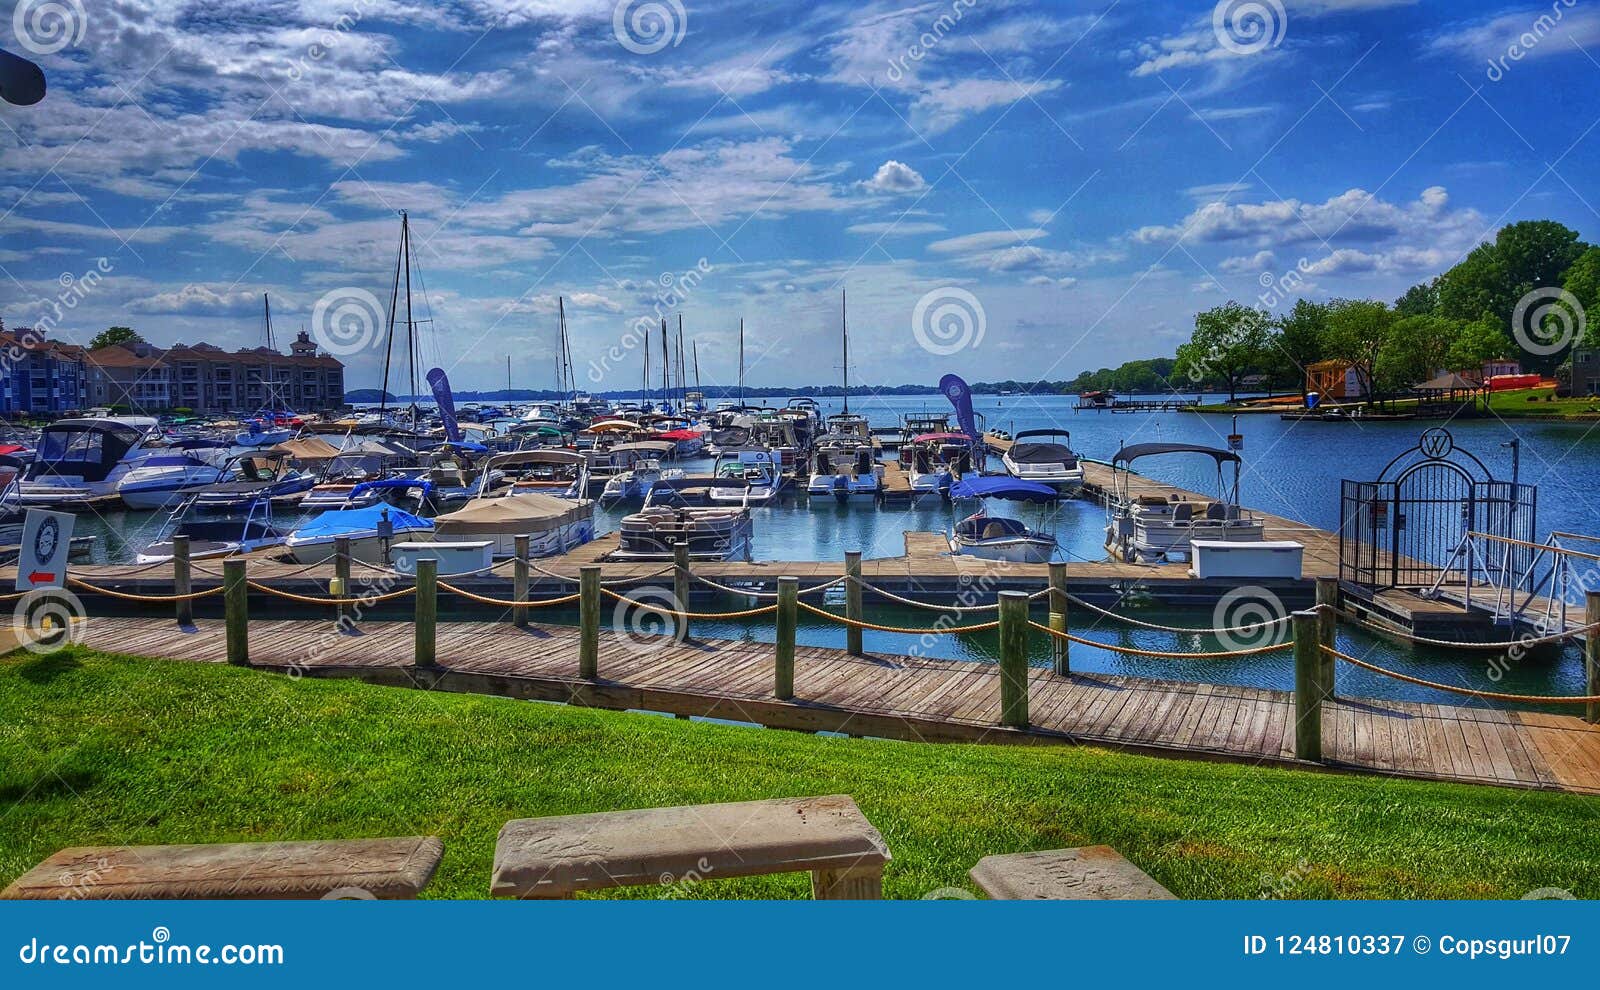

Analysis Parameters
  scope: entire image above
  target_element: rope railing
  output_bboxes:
[245,580,417,606]
[798,600,999,635]
[599,587,779,620]
[530,561,678,586]
[66,577,226,603]
[1027,620,1293,659]
[1064,592,1293,636]
[688,571,849,599]
[436,582,581,608]
[1320,643,1600,705]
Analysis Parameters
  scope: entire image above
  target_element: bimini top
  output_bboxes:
[1111,442,1240,466]
[292,505,433,538]
[433,492,592,535]
[949,476,1060,502]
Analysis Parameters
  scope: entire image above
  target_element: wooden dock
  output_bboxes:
[72,615,1600,795]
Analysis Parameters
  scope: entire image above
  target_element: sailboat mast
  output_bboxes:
[660,318,670,412]
[556,296,569,403]
[263,293,274,350]
[738,318,745,406]
[379,213,405,419]
[693,339,700,391]
[676,315,685,403]
[642,321,650,408]
[841,289,850,415]
[401,211,417,426]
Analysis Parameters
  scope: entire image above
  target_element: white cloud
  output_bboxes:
[127,284,265,316]
[929,229,1048,254]
[846,221,946,236]
[1219,250,1277,274]
[1428,7,1600,63]
[860,160,927,194]
[1131,186,1476,250]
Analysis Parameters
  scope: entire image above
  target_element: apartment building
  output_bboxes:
[0,328,89,415]
[86,330,345,414]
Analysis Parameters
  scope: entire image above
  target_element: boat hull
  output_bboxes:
[948,533,1055,564]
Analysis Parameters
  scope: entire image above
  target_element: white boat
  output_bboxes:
[135,492,290,563]
[947,477,1059,564]
[903,432,975,503]
[1103,443,1265,564]
[284,504,435,565]
[235,420,295,447]
[1001,429,1084,495]
[409,454,499,507]
[600,457,684,504]
[612,478,754,561]
[17,416,161,507]
[495,448,588,499]
[430,491,595,558]
[708,448,785,506]
[806,435,880,504]
[115,449,230,510]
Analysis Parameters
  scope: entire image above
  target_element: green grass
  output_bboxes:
[4,647,1599,900]
[1486,386,1600,419]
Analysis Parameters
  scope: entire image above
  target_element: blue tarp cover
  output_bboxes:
[294,505,433,537]
[949,476,1060,501]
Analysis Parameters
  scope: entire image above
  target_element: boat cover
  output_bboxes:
[949,476,1060,502]
[293,505,433,538]
[433,492,592,535]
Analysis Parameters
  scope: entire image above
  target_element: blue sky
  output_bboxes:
[3,0,1599,395]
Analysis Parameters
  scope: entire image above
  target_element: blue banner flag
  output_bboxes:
[940,373,978,440]
[426,367,461,443]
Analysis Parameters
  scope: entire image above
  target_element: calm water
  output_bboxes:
[74,394,1600,711]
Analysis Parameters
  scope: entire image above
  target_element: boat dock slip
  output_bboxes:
[73,615,1600,795]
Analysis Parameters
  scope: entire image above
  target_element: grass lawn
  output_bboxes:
[1486,386,1600,419]
[4,647,1599,900]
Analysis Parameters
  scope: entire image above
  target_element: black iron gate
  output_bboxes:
[1339,429,1536,590]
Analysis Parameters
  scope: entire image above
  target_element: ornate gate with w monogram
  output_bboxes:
[1339,429,1536,590]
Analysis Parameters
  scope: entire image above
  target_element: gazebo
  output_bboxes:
[1412,372,1485,416]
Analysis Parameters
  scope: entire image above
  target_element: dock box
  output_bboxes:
[390,540,495,576]
[1189,540,1303,580]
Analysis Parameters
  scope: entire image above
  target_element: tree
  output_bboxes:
[1446,313,1510,373]
[1172,302,1272,403]
[1268,298,1328,396]
[1563,246,1600,349]
[1321,298,1395,404]
[1394,279,1439,317]
[1437,220,1588,336]
[1375,314,1461,391]
[90,326,143,350]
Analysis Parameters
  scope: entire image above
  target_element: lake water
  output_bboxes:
[71,393,1600,711]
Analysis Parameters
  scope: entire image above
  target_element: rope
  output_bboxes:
[599,587,779,619]
[1334,607,1596,650]
[1028,620,1292,658]
[846,577,1001,613]
[66,578,226,603]
[798,600,999,635]
[1321,644,1600,705]
[689,571,850,599]
[245,580,416,605]
[530,561,678,586]
[436,582,580,608]
[1065,592,1292,635]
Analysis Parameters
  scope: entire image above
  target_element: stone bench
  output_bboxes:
[1,837,443,900]
[491,795,890,899]
[969,846,1176,900]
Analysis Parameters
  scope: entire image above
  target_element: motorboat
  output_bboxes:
[903,432,975,502]
[408,451,499,507]
[612,478,754,561]
[708,448,785,505]
[1103,442,1265,564]
[588,440,674,496]
[136,491,291,563]
[1001,429,1084,495]
[490,449,587,499]
[298,439,422,510]
[600,456,684,504]
[235,418,295,447]
[805,435,881,504]
[947,476,1059,564]
[430,491,595,558]
[115,447,230,510]
[17,416,161,508]
[284,504,435,565]
[185,451,318,509]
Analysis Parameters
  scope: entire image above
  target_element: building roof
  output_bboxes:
[84,344,167,369]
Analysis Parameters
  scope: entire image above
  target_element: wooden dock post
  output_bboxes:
[775,576,797,700]
[579,565,600,680]
[333,537,352,624]
[674,542,692,642]
[998,590,1029,728]
[1315,576,1337,697]
[172,535,192,627]
[845,550,863,656]
[1048,561,1069,676]
[512,536,530,629]
[1587,592,1600,725]
[414,558,437,668]
[1292,610,1322,761]
[223,558,247,666]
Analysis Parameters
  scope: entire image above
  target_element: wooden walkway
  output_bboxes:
[74,615,1600,795]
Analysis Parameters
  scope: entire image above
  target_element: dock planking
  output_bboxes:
[67,614,1600,796]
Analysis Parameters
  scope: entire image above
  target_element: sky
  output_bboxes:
[2,0,1599,397]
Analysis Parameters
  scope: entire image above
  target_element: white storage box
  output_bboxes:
[390,540,495,576]
[1189,540,1303,579]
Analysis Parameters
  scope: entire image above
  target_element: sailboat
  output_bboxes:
[377,210,436,436]
[806,290,881,504]
[237,293,296,446]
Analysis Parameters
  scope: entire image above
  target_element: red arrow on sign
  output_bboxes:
[27,571,57,585]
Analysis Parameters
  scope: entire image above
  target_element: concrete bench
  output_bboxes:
[1,837,443,900]
[491,795,890,899]
[969,846,1176,900]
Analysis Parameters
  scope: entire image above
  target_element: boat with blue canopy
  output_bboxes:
[947,476,1059,563]
[284,504,435,565]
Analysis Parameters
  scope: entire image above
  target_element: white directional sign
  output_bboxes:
[16,508,74,592]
